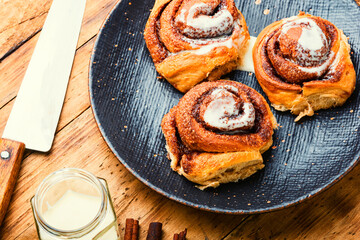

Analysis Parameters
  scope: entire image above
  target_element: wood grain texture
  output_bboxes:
[0,109,246,239]
[0,0,52,60]
[0,0,359,239]
[0,0,118,109]
[224,163,360,240]
[0,138,25,226]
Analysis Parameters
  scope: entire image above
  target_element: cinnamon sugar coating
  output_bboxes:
[161,80,277,189]
[144,0,249,92]
[253,12,356,121]
[175,81,275,152]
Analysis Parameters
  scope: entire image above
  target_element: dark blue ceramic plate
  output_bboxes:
[89,0,360,213]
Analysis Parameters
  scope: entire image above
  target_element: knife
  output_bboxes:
[0,0,86,225]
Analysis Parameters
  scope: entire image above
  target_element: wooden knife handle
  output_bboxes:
[0,138,25,226]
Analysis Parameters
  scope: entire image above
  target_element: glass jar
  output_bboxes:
[31,168,120,240]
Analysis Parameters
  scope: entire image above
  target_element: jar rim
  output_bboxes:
[33,168,107,237]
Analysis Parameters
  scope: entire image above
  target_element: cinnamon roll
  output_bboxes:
[161,80,277,189]
[144,0,250,93]
[253,12,356,121]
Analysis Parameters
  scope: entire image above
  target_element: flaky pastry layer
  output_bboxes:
[252,12,356,121]
[161,80,277,189]
[144,0,250,92]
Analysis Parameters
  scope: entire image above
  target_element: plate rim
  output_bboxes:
[88,0,360,214]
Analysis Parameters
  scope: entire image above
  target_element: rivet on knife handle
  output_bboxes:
[0,138,25,226]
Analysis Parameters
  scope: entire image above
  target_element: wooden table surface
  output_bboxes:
[0,0,359,239]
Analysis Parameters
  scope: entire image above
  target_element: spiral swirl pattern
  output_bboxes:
[161,80,277,188]
[263,16,338,84]
[253,12,356,121]
[144,0,249,92]
[197,85,256,132]
[175,81,275,153]
[175,2,234,39]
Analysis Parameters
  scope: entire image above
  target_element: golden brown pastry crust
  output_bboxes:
[144,0,250,93]
[161,80,277,189]
[253,12,356,121]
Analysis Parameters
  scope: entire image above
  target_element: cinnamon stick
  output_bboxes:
[125,219,134,240]
[125,218,139,240]
[179,228,187,239]
[173,229,187,240]
[146,222,162,240]
[131,219,139,240]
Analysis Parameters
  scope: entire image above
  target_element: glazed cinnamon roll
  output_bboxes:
[161,80,277,189]
[144,0,250,93]
[253,12,356,121]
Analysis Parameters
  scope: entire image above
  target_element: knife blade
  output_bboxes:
[0,0,86,225]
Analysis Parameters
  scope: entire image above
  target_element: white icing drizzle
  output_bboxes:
[221,85,238,93]
[171,31,235,56]
[326,49,341,74]
[178,17,239,46]
[176,7,186,23]
[237,36,257,72]
[297,51,334,75]
[281,18,329,66]
[178,21,243,55]
[167,12,244,58]
[187,35,230,47]
[193,37,234,55]
[298,24,325,52]
[175,3,234,38]
[203,86,255,131]
[279,17,334,76]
